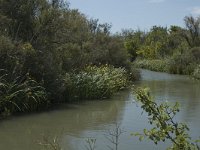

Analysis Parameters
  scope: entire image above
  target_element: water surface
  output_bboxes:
[0,69,200,150]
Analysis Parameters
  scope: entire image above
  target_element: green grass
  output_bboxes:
[65,65,130,100]
[134,59,169,72]
[134,58,200,80]
[0,73,49,117]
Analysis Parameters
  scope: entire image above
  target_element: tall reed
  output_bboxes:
[0,72,48,116]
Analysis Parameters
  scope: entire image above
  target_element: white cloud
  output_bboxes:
[191,7,200,15]
[148,0,165,3]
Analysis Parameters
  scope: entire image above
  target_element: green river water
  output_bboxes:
[0,69,200,150]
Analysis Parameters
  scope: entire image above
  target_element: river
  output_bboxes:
[0,69,200,150]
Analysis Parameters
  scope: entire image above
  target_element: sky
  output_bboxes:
[68,0,200,33]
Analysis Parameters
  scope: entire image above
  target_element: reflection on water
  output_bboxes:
[0,91,128,150]
[0,69,200,150]
[138,70,200,123]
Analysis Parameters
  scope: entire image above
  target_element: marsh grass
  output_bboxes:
[134,59,169,72]
[65,65,129,100]
[0,72,48,117]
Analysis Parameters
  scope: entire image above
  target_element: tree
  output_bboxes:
[0,0,131,105]
[123,29,145,61]
[139,26,169,59]
[168,25,189,54]
[0,0,47,41]
[184,16,200,47]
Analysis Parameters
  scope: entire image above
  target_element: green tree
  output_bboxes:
[184,16,200,47]
[123,29,145,61]
[137,26,169,59]
[168,25,189,54]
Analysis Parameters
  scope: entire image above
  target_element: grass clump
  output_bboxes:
[0,72,48,117]
[66,65,129,100]
[134,59,169,72]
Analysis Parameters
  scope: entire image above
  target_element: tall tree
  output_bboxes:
[123,29,145,61]
[184,16,200,47]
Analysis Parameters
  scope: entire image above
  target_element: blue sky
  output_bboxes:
[68,0,200,33]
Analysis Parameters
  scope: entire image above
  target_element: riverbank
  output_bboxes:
[0,65,140,119]
[134,59,200,80]
[1,0,140,119]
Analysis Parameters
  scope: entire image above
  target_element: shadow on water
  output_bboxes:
[0,91,129,150]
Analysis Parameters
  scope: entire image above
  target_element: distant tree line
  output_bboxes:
[123,16,200,77]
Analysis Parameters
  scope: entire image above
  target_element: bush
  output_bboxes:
[128,67,141,81]
[65,65,129,100]
[168,53,196,75]
[191,47,200,61]
[0,72,49,117]
[134,52,199,77]
[0,36,15,72]
[192,65,200,80]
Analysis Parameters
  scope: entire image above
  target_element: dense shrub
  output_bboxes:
[0,0,133,106]
[0,36,15,72]
[192,65,200,80]
[191,47,200,61]
[168,53,196,75]
[128,66,141,81]
[124,17,200,78]
[0,72,48,117]
[65,65,129,100]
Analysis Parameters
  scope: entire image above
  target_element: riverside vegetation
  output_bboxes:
[1,0,199,117]
[122,17,200,78]
[0,0,200,149]
[0,0,139,117]
[66,65,129,100]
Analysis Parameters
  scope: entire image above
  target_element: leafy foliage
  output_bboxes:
[0,0,132,109]
[184,16,200,47]
[124,16,200,79]
[138,26,169,59]
[123,17,199,61]
[168,52,196,75]
[123,29,145,61]
[134,88,200,150]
